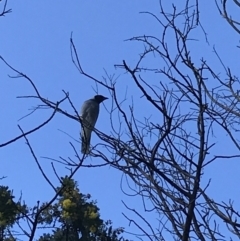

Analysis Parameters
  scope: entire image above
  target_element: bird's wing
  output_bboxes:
[80,99,100,126]
[80,99,100,154]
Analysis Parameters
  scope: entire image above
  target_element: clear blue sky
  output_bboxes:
[0,1,239,240]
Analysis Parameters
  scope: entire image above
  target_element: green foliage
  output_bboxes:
[38,177,126,241]
[0,178,126,241]
[0,186,21,241]
[0,186,20,228]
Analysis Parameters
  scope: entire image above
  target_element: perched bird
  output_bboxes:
[80,95,108,154]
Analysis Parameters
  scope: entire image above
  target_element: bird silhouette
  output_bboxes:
[80,95,108,154]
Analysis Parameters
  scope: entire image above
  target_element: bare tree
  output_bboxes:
[215,0,240,35]
[1,0,240,241]
[69,1,240,240]
[0,0,11,17]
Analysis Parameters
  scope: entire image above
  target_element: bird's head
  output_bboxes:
[94,95,108,103]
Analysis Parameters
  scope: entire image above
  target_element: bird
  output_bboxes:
[80,95,108,154]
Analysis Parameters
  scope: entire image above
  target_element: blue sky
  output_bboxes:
[1,0,240,240]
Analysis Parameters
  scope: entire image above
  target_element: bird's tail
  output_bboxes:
[81,127,91,154]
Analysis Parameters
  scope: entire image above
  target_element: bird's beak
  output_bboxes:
[104,97,108,100]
